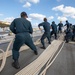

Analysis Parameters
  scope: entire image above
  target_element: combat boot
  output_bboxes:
[34,50,38,55]
[12,60,20,69]
[40,46,46,49]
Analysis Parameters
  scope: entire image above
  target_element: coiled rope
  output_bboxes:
[0,38,14,72]
[39,41,65,75]
[15,40,63,75]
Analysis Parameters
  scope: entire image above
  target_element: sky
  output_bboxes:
[0,0,75,27]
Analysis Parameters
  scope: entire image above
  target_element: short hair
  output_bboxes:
[20,12,28,17]
[66,20,68,22]
[44,18,47,22]
[52,21,55,24]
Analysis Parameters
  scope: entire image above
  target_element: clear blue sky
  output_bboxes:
[0,0,75,27]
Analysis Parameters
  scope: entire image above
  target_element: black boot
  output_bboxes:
[34,50,38,55]
[12,60,20,69]
[48,41,51,44]
[40,46,46,49]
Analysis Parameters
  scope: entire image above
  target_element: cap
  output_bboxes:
[21,12,28,18]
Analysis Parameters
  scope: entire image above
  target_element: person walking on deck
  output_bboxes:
[58,21,63,33]
[51,21,57,39]
[10,11,38,69]
[38,18,51,49]
[65,20,70,31]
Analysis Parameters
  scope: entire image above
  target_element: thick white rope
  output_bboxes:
[39,41,65,75]
[15,40,62,75]
[0,38,14,72]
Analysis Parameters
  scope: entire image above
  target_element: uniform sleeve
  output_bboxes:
[38,23,43,27]
[29,22,33,34]
[10,20,16,34]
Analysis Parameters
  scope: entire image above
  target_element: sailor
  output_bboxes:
[51,21,57,39]
[58,21,63,33]
[38,18,51,49]
[10,11,38,69]
[65,20,70,30]
[72,25,75,41]
[65,28,73,43]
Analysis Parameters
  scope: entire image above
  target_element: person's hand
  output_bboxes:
[39,28,42,31]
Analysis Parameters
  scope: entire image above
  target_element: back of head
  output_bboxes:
[60,21,62,23]
[20,11,28,18]
[43,18,47,22]
[66,20,68,23]
[52,21,55,24]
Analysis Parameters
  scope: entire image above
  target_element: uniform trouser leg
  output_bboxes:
[54,33,57,39]
[12,36,24,61]
[25,36,37,51]
[41,33,46,47]
[72,33,75,41]
[46,33,51,44]
[50,31,54,38]
[65,35,69,42]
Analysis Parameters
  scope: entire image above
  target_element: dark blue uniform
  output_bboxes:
[65,21,70,30]
[58,22,63,33]
[65,29,73,43]
[72,25,75,41]
[38,21,51,48]
[51,22,57,39]
[10,17,37,61]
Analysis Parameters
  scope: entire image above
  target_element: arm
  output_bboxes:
[29,22,33,34]
[10,20,16,34]
[38,23,43,30]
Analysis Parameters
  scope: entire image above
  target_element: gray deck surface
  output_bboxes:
[0,35,75,75]
[46,43,75,75]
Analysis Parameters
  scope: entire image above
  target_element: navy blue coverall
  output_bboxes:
[65,22,70,30]
[72,25,75,41]
[58,23,63,33]
[51,23,57,39]
[65,29,73,43]
[38,22,51,48]
[10,18,37,61]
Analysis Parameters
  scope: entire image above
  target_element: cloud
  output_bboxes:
[52,4,64,11]
[27,17,32,21]
[48,16,54,20]
[23,2,31,8]
[2,17,14,22]
[57,16,67,22]
[52,4,75,19]
[29,0,40,4]
[29,13,46,20]
[20,0,40,4]
[0,14,4,16]
[71,15,75,19]
[19,0,26,3]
